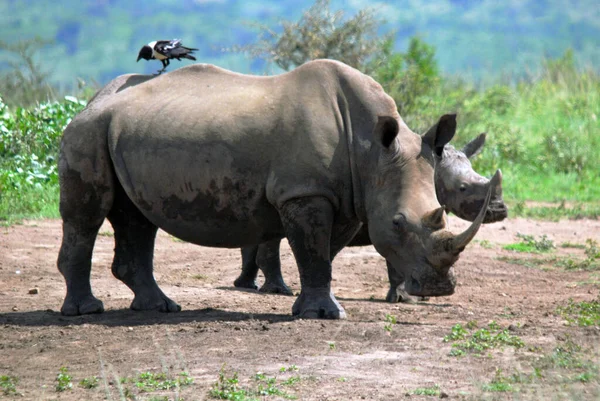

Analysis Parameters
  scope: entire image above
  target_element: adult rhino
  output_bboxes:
[58,60,493,319]
[233,122,508,301]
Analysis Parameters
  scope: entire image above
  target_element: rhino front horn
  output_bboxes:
[451,169,501,252]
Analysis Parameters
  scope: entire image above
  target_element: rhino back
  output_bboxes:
[103,62,360,247]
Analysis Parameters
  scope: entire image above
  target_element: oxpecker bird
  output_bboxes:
[137,39,198,74]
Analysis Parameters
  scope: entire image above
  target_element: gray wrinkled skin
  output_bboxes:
[57,60,487,319]
[235,125,508,301]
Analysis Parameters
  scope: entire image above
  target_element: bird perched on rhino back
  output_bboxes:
[136,39,198,74]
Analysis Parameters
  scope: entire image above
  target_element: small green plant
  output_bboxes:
[210,367,250,400]
[479,239,494,249]
[327,341,336,350]
[411,384,440,396]
[443,321,524,356]
[384,313,397,332]
[557,297,600,327]
[134,371,193,392]
[503,233,555,253]
[0,375,19,395]
[79,376,99,389]
[481,369,516,392]
[55,366,73,392]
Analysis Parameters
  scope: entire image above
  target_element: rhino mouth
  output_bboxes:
[484,201,508,223]
[404,267,457,297]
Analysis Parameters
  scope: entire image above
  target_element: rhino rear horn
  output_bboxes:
[450,169,501,252]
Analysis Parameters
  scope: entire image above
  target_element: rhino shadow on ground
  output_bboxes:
[0,308,294,328]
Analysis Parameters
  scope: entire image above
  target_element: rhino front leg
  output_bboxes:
[279,196,345,319]
[257,239,292,295]
[233,246,260,290]
[107,188,180,313]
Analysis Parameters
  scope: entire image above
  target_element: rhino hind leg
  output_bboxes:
[235,240,293,295]
[279,196,345,319]
[257,239,292,295]
[57,135,115,316]
[58,222,106,316]
[107,185,180,313]
[233,246,260,290]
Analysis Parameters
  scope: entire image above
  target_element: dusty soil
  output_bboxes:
[1,216,599,400]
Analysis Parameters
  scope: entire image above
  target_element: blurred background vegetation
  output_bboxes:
[0,0,599,222]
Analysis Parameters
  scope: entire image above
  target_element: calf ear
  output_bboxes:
[462,133,486,159]
[422,113,457,156]
[374,116,399,149]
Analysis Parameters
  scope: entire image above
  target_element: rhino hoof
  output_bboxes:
[131,296,181,313]
[61,296,104,316]
[292,289,346,319]
[259,281,293,296]
[233,276,258,290]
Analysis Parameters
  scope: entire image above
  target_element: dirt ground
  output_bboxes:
[1,216,599,400]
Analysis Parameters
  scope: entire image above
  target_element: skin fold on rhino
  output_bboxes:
[57,60,494,319]
[233,122,508,301]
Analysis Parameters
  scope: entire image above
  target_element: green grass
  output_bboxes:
[0,375,19,396]
[132,371,193,392]
[557,298,600,327]
[210,366,298,400]
[502,233,555,253]
[443,321,525,357]
[411,384,441,396]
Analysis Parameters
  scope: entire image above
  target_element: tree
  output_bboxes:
[237,0,387,73]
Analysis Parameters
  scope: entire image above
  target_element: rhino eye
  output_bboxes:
[459,184,467,192]
[393,213,407,230]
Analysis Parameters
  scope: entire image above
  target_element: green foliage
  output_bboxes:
[383,313,397,333]
[236,0,385,72]
[55,366,73,392]
[210,366,298,400]
[481,369,516,392]
[0,95,84,222]
[411,384,440,396]
[371,36,440,118]
[503,233,555,253]
[134,371,193,392]
[443,321,525,357]
[0,375,19,396]
[79,376,99,389]
[557,297,600,327]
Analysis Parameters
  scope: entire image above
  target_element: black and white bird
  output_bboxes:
[136,39,198,74]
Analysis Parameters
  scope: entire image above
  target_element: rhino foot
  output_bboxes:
[131,293,181,313]
[259,279,293,296]
[233,276,259,290]
[292,288,346,319]
[386,285,429,304]
[61,295,104,316]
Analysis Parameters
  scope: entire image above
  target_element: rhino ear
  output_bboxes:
[374,116,399,148]
[462,133,486,159]
[422,113,457,156]
[422,207,447,230]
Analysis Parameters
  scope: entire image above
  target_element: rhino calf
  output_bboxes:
[233,121,508,301]
[57,60,493,318]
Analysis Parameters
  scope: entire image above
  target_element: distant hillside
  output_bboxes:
[1,0,599,88]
